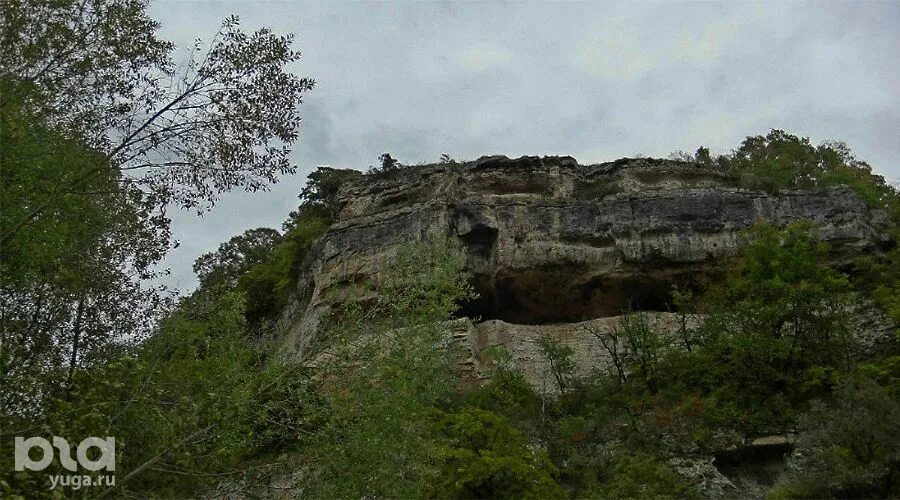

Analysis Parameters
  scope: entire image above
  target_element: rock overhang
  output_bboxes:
[278,155,894,370]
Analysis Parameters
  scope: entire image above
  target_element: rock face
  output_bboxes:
[279,155,892,383]
[459,313,702,390]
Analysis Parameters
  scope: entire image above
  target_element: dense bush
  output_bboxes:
[300,239,476,499]
[428,407,565,499]
[0,290,322,497]
[237,209,329,324]
[716,130,898,214]
[657,223,855,431]
[773,379,900,498]
[590,453,701,499]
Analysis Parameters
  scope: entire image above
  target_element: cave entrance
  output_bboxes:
[460,266,717,325]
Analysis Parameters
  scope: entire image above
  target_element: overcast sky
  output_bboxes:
[148,0,900,292]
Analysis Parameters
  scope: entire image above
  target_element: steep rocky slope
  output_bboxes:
[278,155,892,386]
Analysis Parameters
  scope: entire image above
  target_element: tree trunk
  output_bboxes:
[66,298,85,389]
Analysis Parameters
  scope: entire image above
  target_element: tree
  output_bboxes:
[774,379,900,498]
[0,286,325,497]
[306,238,475,498]
[1,0,315,243]
[718,129,899,215]
[536,334,577,392]
[816,140,900,220]
[193,227,283,290]
[588,323,630,385]
[378,152,400,171]
[694,146,712,165]
[717,130,899,332]
[237,211,329,325]
[720,130,820,190]
[592,453,701,499]
[715,222,852,369]
[294,166,361,221]
[0,93,169,416]
[667,150,695,162]
[429,407,565,499]
[619,313,665,394]
[0,0,314,421]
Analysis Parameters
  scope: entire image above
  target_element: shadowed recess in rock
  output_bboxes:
[459,266,718,324]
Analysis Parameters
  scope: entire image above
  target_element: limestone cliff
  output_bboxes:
[278,155,893,386]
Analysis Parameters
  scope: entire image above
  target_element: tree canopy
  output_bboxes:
[0,0,313,419]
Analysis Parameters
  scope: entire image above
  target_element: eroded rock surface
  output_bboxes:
[464,313,700,390]
[278,155,893,378]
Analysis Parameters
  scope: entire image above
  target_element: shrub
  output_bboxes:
[238,209,329,323]
[590,452,701,499]
[773,378,900,498]
[537,334,577,392]
[428,407,566,499]
[713,222,852,370]
[303,238,476,499]
[465,347,544,431]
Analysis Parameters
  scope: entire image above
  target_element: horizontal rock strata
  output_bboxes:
[278,155,893,384]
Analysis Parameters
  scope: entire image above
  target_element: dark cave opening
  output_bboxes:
[459,267,718,325]
[714,441,793,490]
[450,204,720,324]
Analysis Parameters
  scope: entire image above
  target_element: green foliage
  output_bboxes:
[670,285,702,351]
[857,355,900,398]
[707,129,900,333]
[0,290,322,497]
[715,222,852,369]
[378,153,401,171]
[694,146,713,166]
[589,313,668,393]
[108,291,321,493]
[2,0,314,217]
[591,453,701,500]
[464,347,544,433]
[232,165,368,325]
[646,223,857,432]
[371,239,477,323]
[246,361,328,451]
[619,313,666,394]
[296,167,362,219]
[0,79,169,416]
[0,0,173,139]
[1,0,317,462]
[562,222,863,446]
[114,291,259,493]
[365,153,404,175]
[0,83,166,283]
[238,210,329,323]
[536,334,577,392]
[854,234,900,332]
[193,227,283,289]
[8,52,900,500]
[717,130,899,221]
[773,379,900,499]
[720,130,821,191]
[428,407,565,499]
[303,238,476,498]
[456,216,889,498]
[815,140,900,220]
